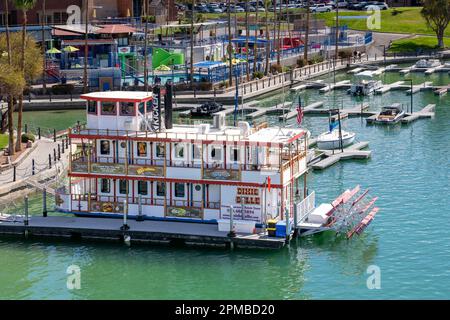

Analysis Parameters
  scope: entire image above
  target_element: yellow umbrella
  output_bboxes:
[63,46,79,53]
[46,47,61,54]
[154,64,171,71]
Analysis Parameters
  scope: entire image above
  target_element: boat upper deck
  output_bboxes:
[70,123,308,147]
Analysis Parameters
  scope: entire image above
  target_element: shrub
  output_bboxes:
[253,71,264,79]
[270,64,282,74]
[21,133,35,143]
[51,84,74,95]
[297,58,308,68]
[338,49,353,58]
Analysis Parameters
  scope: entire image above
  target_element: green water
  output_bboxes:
[1,69,450,299]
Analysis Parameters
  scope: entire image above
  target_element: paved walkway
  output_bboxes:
[0,138,70,189]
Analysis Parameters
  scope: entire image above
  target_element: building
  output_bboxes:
[57,90,309,227]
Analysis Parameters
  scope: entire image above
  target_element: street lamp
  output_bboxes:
[405,78,413,114]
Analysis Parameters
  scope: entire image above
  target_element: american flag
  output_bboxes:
[296,105,303,126]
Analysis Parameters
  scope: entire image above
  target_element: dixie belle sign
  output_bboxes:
[236,187,260,205]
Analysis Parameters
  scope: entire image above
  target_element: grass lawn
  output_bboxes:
[0,133,8,150]
[388,36,450,53]
[316,7,450,37]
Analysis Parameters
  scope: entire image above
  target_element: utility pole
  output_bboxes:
[144,0,149,91]
[334,1,339,84]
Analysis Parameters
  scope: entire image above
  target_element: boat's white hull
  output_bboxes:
[317,131,356,150]
[374,111,405,124]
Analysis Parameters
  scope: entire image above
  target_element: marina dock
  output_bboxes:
[375,81,405,94]
[0,216,286,249]
[311,141,371,170]
[278,101,324,121]
[319,80,351,93]
[303,103,372,117]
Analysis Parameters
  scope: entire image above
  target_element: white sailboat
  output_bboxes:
[316,110,356,150]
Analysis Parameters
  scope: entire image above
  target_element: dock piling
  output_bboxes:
[43,188,47,217]
[228,205,236,238]
[38,127,41,140]
[48,154,52,169]
[53,129,56,142]
[121,200,130,231]
[32,159,35,175]
[13,165,16,182]
[136,194,144,221]
[24,196,29,226]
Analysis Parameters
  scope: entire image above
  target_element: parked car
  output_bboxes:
[352,2,369,10]
[310,4,333,12]
[365,2,389,10]
[336,0,349,8]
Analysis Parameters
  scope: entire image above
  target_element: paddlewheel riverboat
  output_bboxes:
[56,90,311,233]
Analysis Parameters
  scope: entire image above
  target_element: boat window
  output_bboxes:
[156,182,165,197]
[101,102,116,115]
[230,147,240,162]
[120,102,135,116]
[210,146,222,160]
[136,142,147,157]
[100,140,110,155]
[192,144,201,159]
[87,101,97,114]
[174,143,184,158]
[100,179,110,193]
[175,183,185,198]
[156,143,165,158]
[119,180,128,195]
[138,102,145,114]
[138,181,148,195]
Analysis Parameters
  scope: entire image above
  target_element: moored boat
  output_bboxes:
[374,103,405,124]
[316,129,356,150]
[348,71,382,96]
[414,59,441,69]
[190,101,223,117]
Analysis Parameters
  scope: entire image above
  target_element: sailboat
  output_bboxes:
[316,110,356,150]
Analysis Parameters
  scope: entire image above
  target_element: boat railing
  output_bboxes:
[295,191,316,223]
[70,194,220,210]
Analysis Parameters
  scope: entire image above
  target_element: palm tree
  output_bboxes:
[245,0,250,81]
[143,0,149,90]
[264,0,270,75]
[190,0,196,86]
[14,0,36,153]
[303,0,310,62]
[253,0,259,75]
[4,0,14,155]
[227,0,233,86]
[41,0,46,91]
[276,0,282,65]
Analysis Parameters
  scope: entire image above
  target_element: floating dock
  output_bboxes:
[0,215,286,249]
[434,87,449,96]
[278,101,324,121]
[375,81,405,94]
[303,103,372,117]
[246,101,292,120]
[311,141,371,170]
[319,80,351,93]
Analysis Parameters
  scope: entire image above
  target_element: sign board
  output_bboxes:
[90,201,124,213]
[203,168,240,181]
[91,163,125,175]
[119,46,131,54]
[71,162,88,173]
[128,165,164,177]
[221,205,261,222]
[166,206,202,219]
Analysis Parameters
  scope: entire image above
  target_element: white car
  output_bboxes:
[337,0,349,8]
[310,4,333,12]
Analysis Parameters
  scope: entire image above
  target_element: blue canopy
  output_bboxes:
[193,61,226,69]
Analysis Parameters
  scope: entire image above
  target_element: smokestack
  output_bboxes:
[164,81,173,129]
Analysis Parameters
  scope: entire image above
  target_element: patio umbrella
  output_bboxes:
[154,64,171,72]
[63,46,79,53]
[46,48,61,54]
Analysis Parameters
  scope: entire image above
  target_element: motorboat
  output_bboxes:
[190,101,223,117]
[414,59,441,69]
[374,103,405,124]
[348,71,382,96]
[316,129,356,150]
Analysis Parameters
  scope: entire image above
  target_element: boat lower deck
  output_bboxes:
[0,215,286,249]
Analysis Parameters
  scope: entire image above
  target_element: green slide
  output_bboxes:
[152,48,185,69]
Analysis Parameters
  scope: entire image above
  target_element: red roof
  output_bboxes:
[53,29,83,36]
[96,24,136,34]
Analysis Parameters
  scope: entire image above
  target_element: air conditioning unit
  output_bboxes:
[213,113,226,130]
[238,121,251,137]
[198,123,210,134]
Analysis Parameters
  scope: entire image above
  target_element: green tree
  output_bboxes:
[0,32,42,155]
[14,0,37,152]
[421,0,450,49]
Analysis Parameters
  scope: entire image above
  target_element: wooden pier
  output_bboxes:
[246,101,292,120]
[302,103,372,117]
[0,215,286,249]
[311,142,371,170]
[375,81,405,94]
[278,101,324,121]
[319,80,351,93]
